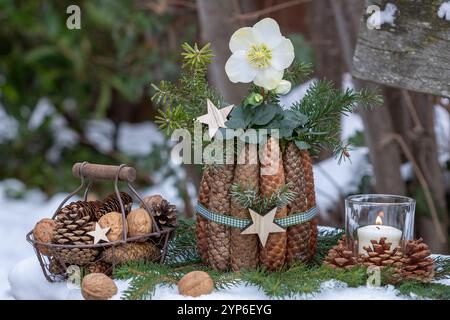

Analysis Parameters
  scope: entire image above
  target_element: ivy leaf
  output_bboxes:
[295,140,311,150]
[253,103,278,126]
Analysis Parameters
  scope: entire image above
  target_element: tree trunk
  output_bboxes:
[405,92,448,253]
[196,0,252,104]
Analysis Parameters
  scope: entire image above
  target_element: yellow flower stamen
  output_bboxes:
[247,44,272,69]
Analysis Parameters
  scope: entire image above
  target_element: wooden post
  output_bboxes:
[353,0,450,97]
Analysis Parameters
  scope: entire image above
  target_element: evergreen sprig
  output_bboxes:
[152,42,222,136]
[114,219,450,300]
[290,80,382,159]
[230,183,296,213]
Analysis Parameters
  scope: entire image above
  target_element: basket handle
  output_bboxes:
[72,163,136,182]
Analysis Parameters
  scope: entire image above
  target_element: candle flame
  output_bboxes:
[375,211,384,225]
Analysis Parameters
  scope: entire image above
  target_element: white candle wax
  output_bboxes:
[357,225,402,255]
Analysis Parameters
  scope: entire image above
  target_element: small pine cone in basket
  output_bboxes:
[86,261,112,277]
[324,236,358,269]
[141,195,178,229]
[52,201,99,265]
[95,192,133,220]
[102,242,161,264]
[400,238,434,283]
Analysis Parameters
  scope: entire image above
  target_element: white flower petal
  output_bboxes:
[225,50,258,83]
[254,67,284,90]
[252,18,283,48]
[229,27,258,53]
[271,38,295,71]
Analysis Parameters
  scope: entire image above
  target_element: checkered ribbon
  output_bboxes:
[196,202,317,229]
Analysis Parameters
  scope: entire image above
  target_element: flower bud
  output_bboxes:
[275,80,292,95]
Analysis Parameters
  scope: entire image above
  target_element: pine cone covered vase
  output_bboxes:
[300,150,318,259]
[52,201,99,265]
[400,238,434,283]
[324,236,358,269]
[196,167,211,263]
[230,144,260,271]
[259,137,287,271]
[283,142,311,264]
[357,237,404,271]
[207,164,234,271]
[95,192,133,220]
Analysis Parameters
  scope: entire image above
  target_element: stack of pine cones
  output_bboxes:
[324,236,435,283]
[196,139,318,272]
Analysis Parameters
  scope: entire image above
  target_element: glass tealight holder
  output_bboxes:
[345,194,415,256]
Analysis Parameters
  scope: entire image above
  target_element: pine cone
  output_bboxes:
[96,192,133,220]
[102,242,161,264]
[283,142,311,264]
[299,150,318,259]
[324,236,358,269]
[86,261,112,276]
[49,257,66,275]
[141,195,178,229]
[357,237,404,275]
[52,201,99,265]
[230,144,259,271]
[207,164,234,271]
[400,238,434,283]
[259,137,287,271]
[196,168,211,263]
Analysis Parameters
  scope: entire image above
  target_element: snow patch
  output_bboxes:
[85,119,115,154]
[313,148,372,216]
[438,1,450,21]
[28,98,55,130]
[0,104,19,143]
[367,3,398,28]
[117,122,164,157]
[279,79,315,110]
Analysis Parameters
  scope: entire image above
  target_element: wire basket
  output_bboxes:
[26,162,175,282]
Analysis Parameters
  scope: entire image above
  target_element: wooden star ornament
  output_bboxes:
[240,207,286,247]
[87,222,110,244]
[196,99,234,138]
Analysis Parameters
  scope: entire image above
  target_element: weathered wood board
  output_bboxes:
[352,0,450,97]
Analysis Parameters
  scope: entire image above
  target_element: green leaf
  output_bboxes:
[295,140,311,150]
[253,103,278,126]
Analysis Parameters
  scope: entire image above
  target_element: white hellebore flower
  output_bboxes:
[275,80,291,95]
[225,18,295,90]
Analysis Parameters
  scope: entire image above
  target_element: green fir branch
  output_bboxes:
[290,80,382,158]
[115,219,450,300]
[151,42,222,136]
[230,183,296,213]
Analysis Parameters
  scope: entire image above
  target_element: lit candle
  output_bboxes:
[357,211,402,255]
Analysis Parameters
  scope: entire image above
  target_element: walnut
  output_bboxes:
[81,273,117,300]
[178,271,214,297]
[98,212,126,242]
[127,208,152,238]
[33,218,56,256]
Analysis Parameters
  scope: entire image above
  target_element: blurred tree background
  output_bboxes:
[0,0,449,252]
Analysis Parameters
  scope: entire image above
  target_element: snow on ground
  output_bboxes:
[438,1,450,21]
[367,3,398,29]
[8,256,437,300]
